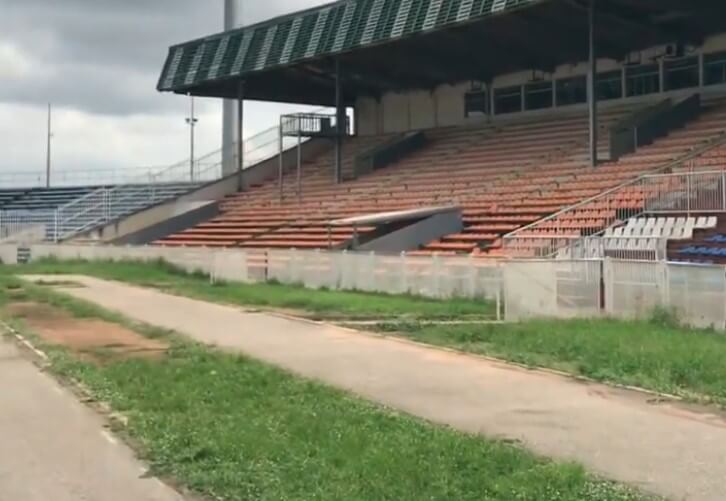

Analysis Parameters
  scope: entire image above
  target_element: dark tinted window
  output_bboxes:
[524,81,553,110]
[626,64,660,97]
[597,70,623,100]
[556,76,587,106]
[494,86,522,114]
[664,57,699,91]
[465,91,488,117]
[704,51,726,86]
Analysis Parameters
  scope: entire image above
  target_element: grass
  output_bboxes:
[7,259,494,320]
[11,259,726,406]
[0,277,651,501]
[373,317,726,406]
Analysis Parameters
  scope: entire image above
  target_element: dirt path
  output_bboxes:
[24,275,726,501]
[0,338,184,501]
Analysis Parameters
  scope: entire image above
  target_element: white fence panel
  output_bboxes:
[604,259,666,318]
[0,244,18,264]
[505,260,601,321]
[504,261,558,320]
[210,249,248,283]
[668,263,726,329]
[555,260,602,317]
[401,255,437,297]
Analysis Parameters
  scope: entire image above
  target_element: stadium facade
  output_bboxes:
[159,0,726,141]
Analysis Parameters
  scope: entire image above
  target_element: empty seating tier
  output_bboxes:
[0,183,200,241]
[155,96,726,254]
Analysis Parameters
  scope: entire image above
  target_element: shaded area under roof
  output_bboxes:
[158,0,726,105]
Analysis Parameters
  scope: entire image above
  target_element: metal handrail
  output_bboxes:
[504,132,726,240]
[51,108,331,241]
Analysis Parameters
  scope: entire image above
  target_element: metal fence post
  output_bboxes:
[369,251,377,292]
[53,210,59,243]
[432,255,442,298]
[659,260,669,307]
[399,252,408,294]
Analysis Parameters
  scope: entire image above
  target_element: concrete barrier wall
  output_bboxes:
[6,243,726,330]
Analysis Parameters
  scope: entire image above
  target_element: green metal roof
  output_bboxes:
[158,0,546,93]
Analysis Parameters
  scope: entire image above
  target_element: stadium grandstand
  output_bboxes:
[146,0,726,261]
[7,0,726,264]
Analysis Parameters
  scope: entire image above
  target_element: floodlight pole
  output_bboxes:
[588,0,598,167]
[46,103,52,188]
[334,59,344,184]
[237,81,245,191]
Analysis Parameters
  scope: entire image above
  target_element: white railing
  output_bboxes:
[49,117,314,241]
[0,211,55,242]
[643,170,726,214]
[0,167,172,188]
[558,235,668,261]
[0,108,329,189]
[502,167,726,259]
[1,106,335,241]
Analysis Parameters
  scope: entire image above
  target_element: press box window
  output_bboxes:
[597,70,623,100]
[556,76,587,106]
[704,51,726,86]
[494,86,522,114]
[626,64,660,97]
[524,81,553,111]
[664,57,699,91]
[465,90,489,117]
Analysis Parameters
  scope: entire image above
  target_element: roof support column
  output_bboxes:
[588,0,599,167]
[335,58,344,184]
[223,0,240,178]
[237,81,245,191]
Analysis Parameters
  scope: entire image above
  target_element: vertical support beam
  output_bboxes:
[335,59,344,184]
[489,83,496,118]
[588,0,598,167]
[297,128,302,202]
[237,81,245,192]
[279,116,284,202]
[186,94,197,182]
[222,0,240,177]
[46,103,52,188]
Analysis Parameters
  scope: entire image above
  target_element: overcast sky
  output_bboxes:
[0,0,330,176]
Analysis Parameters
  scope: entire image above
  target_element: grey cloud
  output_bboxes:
[0,0,328,117]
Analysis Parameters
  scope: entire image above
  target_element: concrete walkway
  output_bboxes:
[0,338,184,501]
[24,275,726,501]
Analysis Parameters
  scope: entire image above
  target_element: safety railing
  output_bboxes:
[0,210,57,242]
[51,108,334,241]
[558,235,668,261]
[0,167,173,188]
[502,168,726,258]
[281,112,352,138]
[643,170,726,214]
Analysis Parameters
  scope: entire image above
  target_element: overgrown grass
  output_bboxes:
[7,259,493,320]
[374,317,726,405]
[0,278,651,501]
